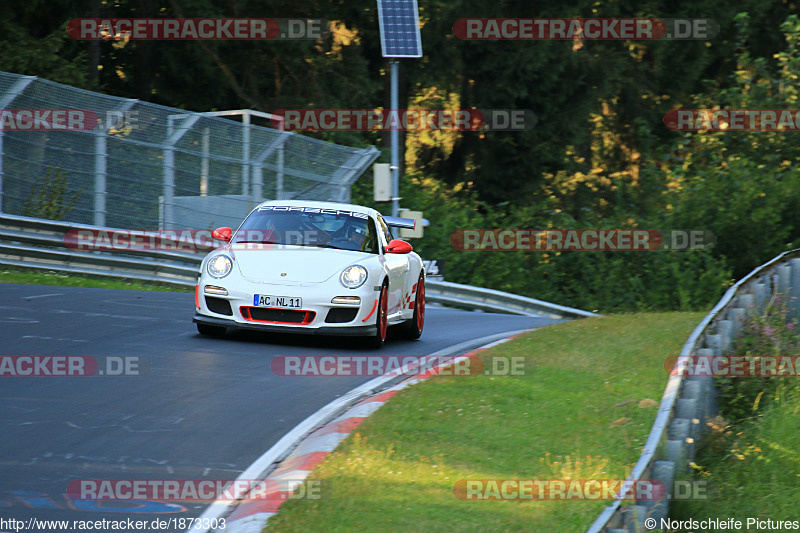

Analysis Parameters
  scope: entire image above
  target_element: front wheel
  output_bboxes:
[399,275,425,339]
[368,284,389,349]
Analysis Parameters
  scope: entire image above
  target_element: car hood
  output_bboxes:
[230,244,368,283]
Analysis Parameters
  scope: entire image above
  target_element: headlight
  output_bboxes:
[207,255,232,278]
[340,265,368,289]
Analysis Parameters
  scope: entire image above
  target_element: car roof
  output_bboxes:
[254,199,379,218]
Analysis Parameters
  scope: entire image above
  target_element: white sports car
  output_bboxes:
[193,200,426,347]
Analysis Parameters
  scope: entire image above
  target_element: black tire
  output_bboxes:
[197,323,226,337]
[399,274,425,340]
[368,284,389,349]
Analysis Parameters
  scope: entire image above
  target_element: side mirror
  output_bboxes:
[212,227,232,242]
[385,239,413,254]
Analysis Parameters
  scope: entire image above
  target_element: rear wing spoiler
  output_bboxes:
[384,216,416,230]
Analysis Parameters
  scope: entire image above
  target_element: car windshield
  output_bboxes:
[233,207,379,253]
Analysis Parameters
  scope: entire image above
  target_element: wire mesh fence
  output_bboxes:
[0,70,380,230]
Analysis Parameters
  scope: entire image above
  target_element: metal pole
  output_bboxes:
[164,148,175,229]
[277,123,285,200]
[95,98,137,225]
[0,131,4,214]
[390,60,400,220]
[251,119,264,203]
[242,112,251,197]
[163,113,199,229]
[251,124,288,202]
[201,127,209,196]
[252,165,263,202]
[164,117,174,229]
[94,132,107,226]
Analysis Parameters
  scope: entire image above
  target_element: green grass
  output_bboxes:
[673,394,800,521]
[0,268,191,292]
[265,312,706,532]
[673,387,800,524]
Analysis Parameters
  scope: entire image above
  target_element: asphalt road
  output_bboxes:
[0,283,563,531]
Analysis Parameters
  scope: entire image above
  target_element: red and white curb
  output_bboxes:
[191,330,530,533]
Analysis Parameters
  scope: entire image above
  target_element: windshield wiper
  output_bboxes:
[295,243,339,249]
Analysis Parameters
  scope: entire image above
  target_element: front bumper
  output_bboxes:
[193,313,375,336]
[194,276,381,336]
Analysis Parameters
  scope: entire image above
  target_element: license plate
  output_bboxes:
[253,294,302,309]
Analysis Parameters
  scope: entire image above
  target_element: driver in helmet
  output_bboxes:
[345,224,366,250]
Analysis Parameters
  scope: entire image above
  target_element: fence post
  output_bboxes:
[277,133,285,200]
[93,131,106,226]
[777,265,791,300]
[251,130,291,202]
[790,259,800,317]
[201,127,210,196]
[164,113,200,229]
[242,111,251,197]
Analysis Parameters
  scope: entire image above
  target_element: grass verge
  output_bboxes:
[672,395,800,527]
[672,296,800,527]
[265,312,705,532]
[0,268,191,292]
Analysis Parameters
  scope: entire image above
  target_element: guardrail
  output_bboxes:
[425,279,599,319]
[586,248,800,532]
[0,213,200,287]
[0,213,596,319]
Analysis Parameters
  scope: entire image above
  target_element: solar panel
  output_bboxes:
[376,0,423,58]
